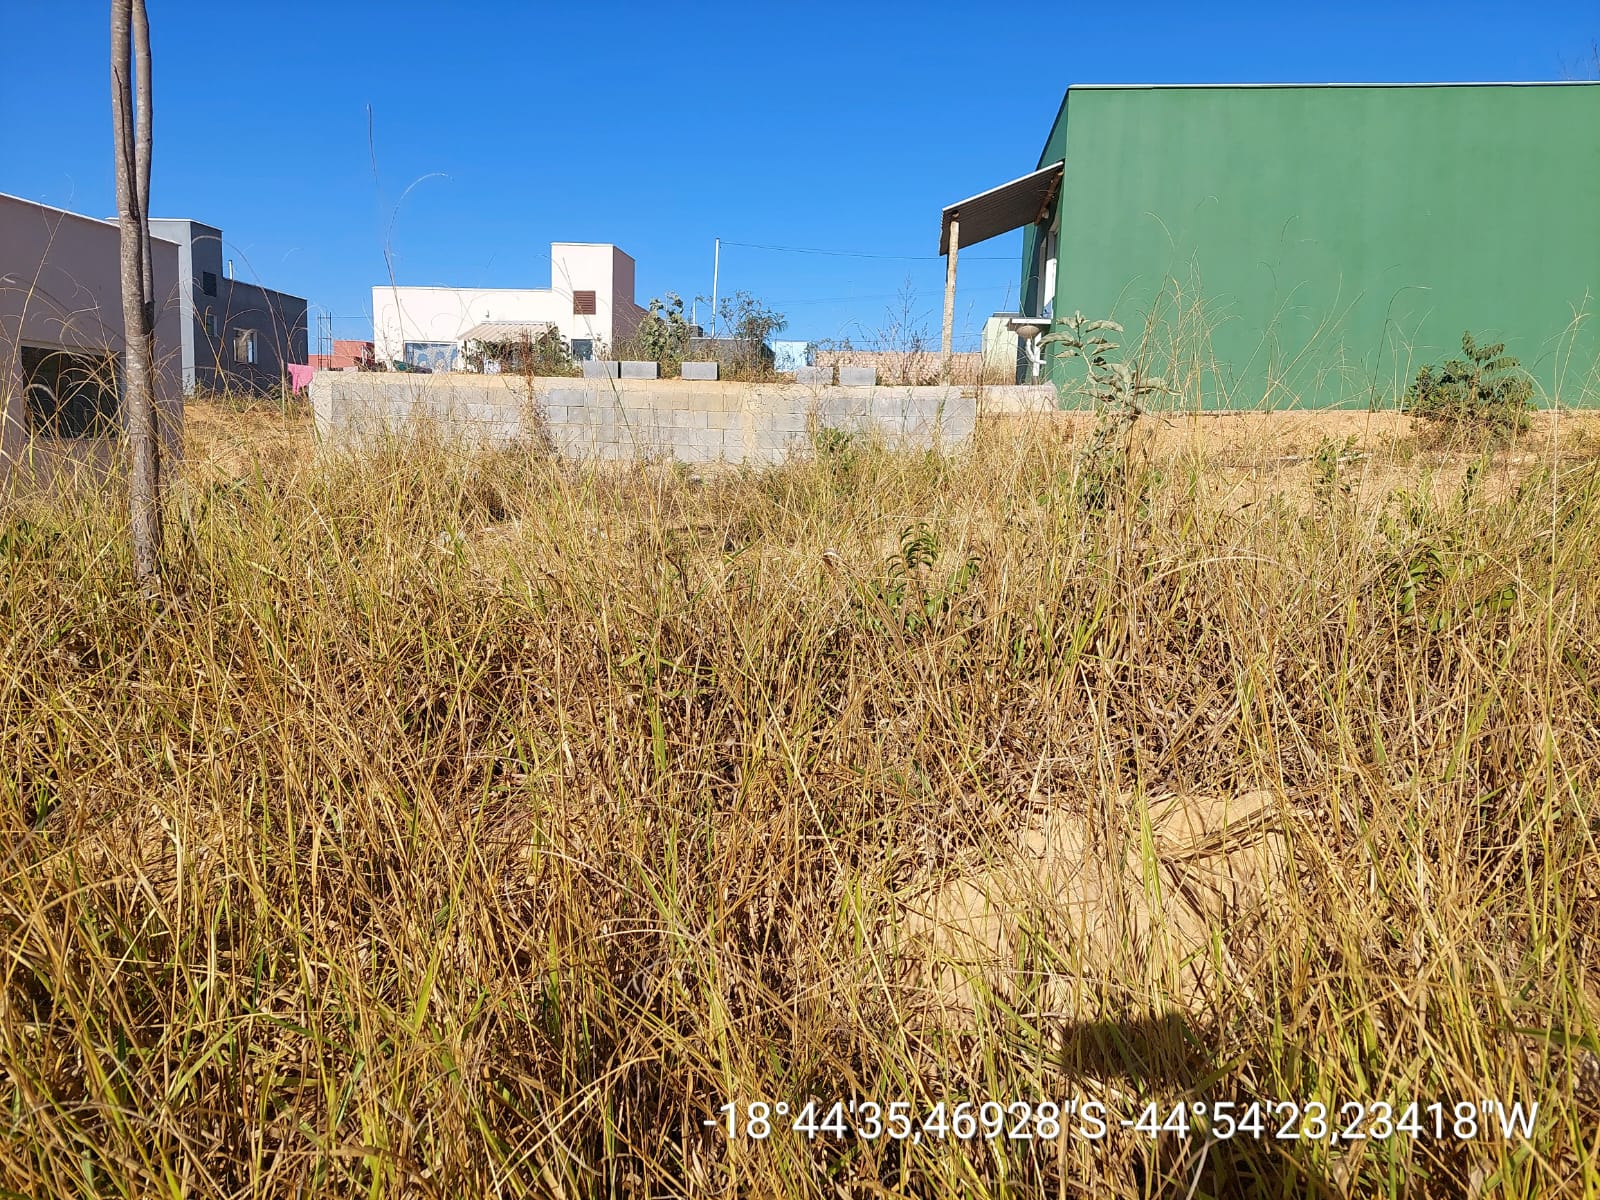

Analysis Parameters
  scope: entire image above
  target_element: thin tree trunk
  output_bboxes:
[133,0,157,499]
[112,0,161,583]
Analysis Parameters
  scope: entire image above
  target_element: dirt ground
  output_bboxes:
[899,788,1291,1021]
[179,399,316,483]
[179,398,1600,507]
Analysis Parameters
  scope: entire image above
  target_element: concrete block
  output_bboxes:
[582,360,621,379]
[838,366,877,387]
[541,387,585,408]
[819,397,870,426]
[766,410,810,435]
[794,366,833,386]
[695,442,725,464]
[679,361,719,381]
[871,397,908,425]
[754,428,804,451]
[620,361,659,380]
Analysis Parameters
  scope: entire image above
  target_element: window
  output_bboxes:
[20,346,120,438]
[202,271,218,297]
[203,309,218,337]
[570,338,594,361]
[572,290,597,316]
[402,341,458,372]
[233,328,258,364]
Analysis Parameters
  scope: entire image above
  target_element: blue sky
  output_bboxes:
[2,1,1596,352]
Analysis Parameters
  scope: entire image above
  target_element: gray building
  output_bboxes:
[148,219,306,395]
[1,193,184,492]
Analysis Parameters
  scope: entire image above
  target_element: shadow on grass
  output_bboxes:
[1058,1010,1338,1200]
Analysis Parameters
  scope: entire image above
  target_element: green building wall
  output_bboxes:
[1023,84,1600,408]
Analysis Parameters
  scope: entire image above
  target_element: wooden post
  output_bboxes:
[940,214,959,384]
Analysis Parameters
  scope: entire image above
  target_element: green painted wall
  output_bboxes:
[1030,84,1600,407]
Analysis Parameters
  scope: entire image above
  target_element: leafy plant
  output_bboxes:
[626,293,694,369]
[0,518,59,563]
[1406,331,1533,440]
[861,523,980,638]
[811,425,860,488]
[1310,434,1361,509]
[1041,313,1171,515]
[464,328,578,378]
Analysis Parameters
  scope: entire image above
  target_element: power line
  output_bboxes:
[768,284,1015,307]
[719,239,1014,262]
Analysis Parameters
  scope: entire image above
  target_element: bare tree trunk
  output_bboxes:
[112,0,161,583]
[133,0,156,498]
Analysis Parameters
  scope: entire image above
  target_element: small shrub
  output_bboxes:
[0,517,59,564]
[860,523,980,639]
[811,426,859,487]
[623,293,693,371]
[716,290,787,380]
[464,328,578,378]
[1407,331,1533,441]
[1310,434,1361,509]
[1041,312,1171,516]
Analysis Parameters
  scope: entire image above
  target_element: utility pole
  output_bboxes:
[711,237,719,338]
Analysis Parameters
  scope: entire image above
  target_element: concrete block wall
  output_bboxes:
[974,384,1061,414]
[310,373,978,465]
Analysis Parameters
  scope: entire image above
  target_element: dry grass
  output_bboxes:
[2,399,1599,1197]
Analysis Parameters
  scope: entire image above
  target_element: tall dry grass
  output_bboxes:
[1,406,1597,1198]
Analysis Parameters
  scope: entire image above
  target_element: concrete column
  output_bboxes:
[940,214,960,384]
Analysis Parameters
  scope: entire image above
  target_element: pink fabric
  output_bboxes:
[287,363,315,393]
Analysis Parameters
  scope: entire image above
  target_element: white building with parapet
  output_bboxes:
[371,243,645,371]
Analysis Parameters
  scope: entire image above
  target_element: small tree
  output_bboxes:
[111,0,160,586]
[627,293,693,369]
[1040,312,1171,515]
[718,290,786,353]
[1407,331,1533,441]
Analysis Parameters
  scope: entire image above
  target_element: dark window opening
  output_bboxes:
[20,346,120,438]
[573,290,597,316]
[202,271,218,297]
[570,338,594,361]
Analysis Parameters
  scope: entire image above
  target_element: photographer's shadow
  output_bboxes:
[1058,1009,1336,1199]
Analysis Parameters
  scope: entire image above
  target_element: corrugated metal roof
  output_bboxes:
[458,320,553,343]
[939,161,1062,256]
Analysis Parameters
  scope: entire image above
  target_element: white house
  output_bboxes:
[371,243,646,371]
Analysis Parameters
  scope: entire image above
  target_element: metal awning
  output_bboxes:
[458,320,553,343]
[938,160,1063,255]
